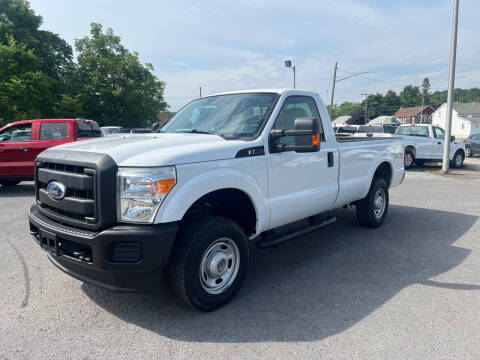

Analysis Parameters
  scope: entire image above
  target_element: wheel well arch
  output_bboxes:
[373,161,393,187]
[182,188,257,236]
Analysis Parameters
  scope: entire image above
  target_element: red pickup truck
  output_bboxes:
[0,118,101,186]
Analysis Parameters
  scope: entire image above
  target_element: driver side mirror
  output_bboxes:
[450,135,456,142]
[270,117,321,153]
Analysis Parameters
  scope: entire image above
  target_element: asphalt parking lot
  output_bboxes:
[1,157,480,359]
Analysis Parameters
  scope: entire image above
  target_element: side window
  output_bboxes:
[272,96,325,145]
[0,123,32,142]
[434,127,445,140]
[40,122,68,140]
[77,121,102,137]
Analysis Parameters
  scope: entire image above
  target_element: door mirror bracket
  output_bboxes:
[270,117,321,153]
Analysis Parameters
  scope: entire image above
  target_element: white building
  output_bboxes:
[432,102,480,138]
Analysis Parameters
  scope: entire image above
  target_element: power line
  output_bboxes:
[339,68,407,88]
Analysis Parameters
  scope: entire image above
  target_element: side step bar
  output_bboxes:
[256,215,337,249]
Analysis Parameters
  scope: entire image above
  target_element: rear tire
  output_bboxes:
[0,180,20,187]
[404,150,415,169]
[465,146,472,158]
[168,216,249,311]
[356,177,389,228]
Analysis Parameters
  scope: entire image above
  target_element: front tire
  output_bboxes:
[356,177,389,228]
[450,150,464,168]
[404,150,415,169]
[168,216,249,311]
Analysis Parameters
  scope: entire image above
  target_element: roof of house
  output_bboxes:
[453,102,480,115]
[332,115,352,124]
[394,105,434,117]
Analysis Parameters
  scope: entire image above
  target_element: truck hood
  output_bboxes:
[42,133,251,166]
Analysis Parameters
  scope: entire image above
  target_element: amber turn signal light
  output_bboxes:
[156,178,176,194]
[311,134,320,146]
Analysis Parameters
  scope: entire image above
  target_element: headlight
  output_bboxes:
[117,166,176,223]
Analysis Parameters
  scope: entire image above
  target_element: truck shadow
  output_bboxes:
[0,182,35,198]
[82,205,478,343]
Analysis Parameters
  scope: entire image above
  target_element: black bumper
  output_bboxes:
[28,204,178,292]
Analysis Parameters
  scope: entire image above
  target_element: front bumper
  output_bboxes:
[28,204,178,291]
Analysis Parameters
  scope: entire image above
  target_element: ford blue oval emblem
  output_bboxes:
[47,181,66,201]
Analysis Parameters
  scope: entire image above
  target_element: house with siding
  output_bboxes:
[394,105,435,124]
[432,102,480,138]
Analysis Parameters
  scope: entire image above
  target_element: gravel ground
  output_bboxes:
[1,158,479,359]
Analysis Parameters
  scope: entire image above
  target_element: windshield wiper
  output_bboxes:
[178,129,216,135]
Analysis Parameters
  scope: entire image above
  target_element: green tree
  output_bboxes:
[0,36,54,121]
[399,85,421,107]
[329,101,360,120]
[362,93,384,119]
[53,94,83,118]
[382,90,400,115]
[421,77,431,98]
[74,23,167,127]
[0,0,73,122]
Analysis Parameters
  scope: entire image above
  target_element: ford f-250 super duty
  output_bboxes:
[396,124,465,168]
[28,89,405,311]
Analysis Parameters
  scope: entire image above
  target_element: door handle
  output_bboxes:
[20,146,29,151]
[437,142,441,145]
[328,152,334,167]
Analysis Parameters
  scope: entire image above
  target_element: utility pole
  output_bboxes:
[199,85,202,98]
[361,93,370,124]
[329,63,375,120]
[442,0,459,174]
[293,66,296,89]
[329,62,338,118]
[284,60,296,88]
[420,95,425,123]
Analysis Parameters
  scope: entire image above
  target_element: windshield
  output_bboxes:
[336,126,357,134]
[396,126,429,137]
[161,93,278,139]
[358,125,383,133]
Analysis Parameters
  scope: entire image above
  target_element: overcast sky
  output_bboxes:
[29,0,479,111]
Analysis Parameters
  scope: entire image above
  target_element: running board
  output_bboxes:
[256,215,337,249]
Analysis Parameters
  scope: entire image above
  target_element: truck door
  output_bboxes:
[0,122,35,178]
[432,126,445,159]
[32,121,71,159]
[266,95,339,229]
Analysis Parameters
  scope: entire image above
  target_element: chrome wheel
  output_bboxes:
[199,237,240,295]
[455,153,463,167]
[404,152,413,167]
[373,188,386,219]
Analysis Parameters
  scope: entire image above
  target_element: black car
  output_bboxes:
[465,134,480,157]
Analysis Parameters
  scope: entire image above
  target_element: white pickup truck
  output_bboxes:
[28,89,404,311]
[396,124,466,168]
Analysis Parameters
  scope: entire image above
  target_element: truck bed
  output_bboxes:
[336,135,402,142]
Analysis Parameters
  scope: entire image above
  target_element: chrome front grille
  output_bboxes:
[36,162,98,228]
